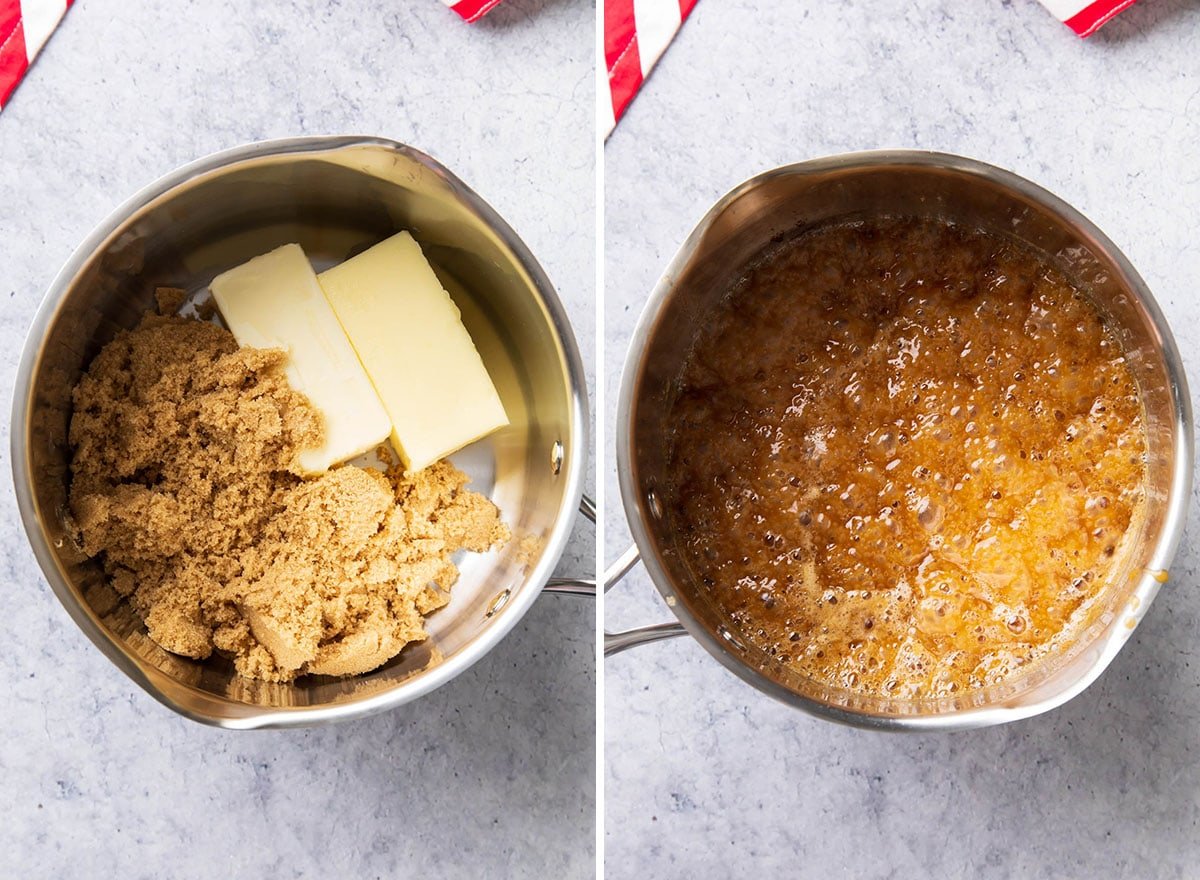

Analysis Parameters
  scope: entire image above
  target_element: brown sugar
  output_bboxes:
[68,310,508,682]
[153,285,188,317]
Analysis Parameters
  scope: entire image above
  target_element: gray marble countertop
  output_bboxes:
[0,1,594,877]
[605,1,1200,877]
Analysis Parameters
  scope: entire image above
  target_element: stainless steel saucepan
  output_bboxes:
[12,136,592,729]
[606,151,1192,731]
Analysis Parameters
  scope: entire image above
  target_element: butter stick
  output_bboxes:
[209,244,392,474]
[317,232,508,472]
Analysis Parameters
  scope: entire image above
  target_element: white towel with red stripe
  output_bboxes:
[1,0,69,108]
[604,0,697,133]
[1040,0,1141,35]
[442,0,506,23]
[605,0,1142,132]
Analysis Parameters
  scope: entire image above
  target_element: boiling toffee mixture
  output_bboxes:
[666,216,1147,698]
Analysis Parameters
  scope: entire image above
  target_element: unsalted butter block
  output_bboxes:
[317,232,509,472]
[209,244,392,474]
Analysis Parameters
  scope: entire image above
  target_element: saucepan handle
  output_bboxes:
[543,495,598,597]
[603,543,687,656]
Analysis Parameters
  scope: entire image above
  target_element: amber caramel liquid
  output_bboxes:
[666,217,1147,699]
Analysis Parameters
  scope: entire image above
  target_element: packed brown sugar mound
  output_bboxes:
[68,311,508,682]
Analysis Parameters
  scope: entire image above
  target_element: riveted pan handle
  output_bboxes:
[603,543,687,655]
[543,495,597,597]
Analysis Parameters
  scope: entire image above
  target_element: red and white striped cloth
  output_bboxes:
[442,0,505,24]
[604,0,697,133]
[605,0,1141,132]
[0,0,69,109]
[1042,0,1141,36]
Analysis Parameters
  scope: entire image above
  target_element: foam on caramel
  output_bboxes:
[666,216,1147,699]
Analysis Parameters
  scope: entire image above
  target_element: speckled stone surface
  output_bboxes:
[605,2,1200,877]
[0,1,594,877]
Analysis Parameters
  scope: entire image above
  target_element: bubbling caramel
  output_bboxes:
[666,216,1147,699]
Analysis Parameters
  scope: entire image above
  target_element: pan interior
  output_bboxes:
[20,145,578,717]
[629,160,1184,718]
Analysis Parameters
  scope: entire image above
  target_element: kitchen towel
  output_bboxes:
[605,0,1142,131]
[605,0,697,133]
[443,0,505,23]
[0,0,69,109]
[1041,0,1141,36]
